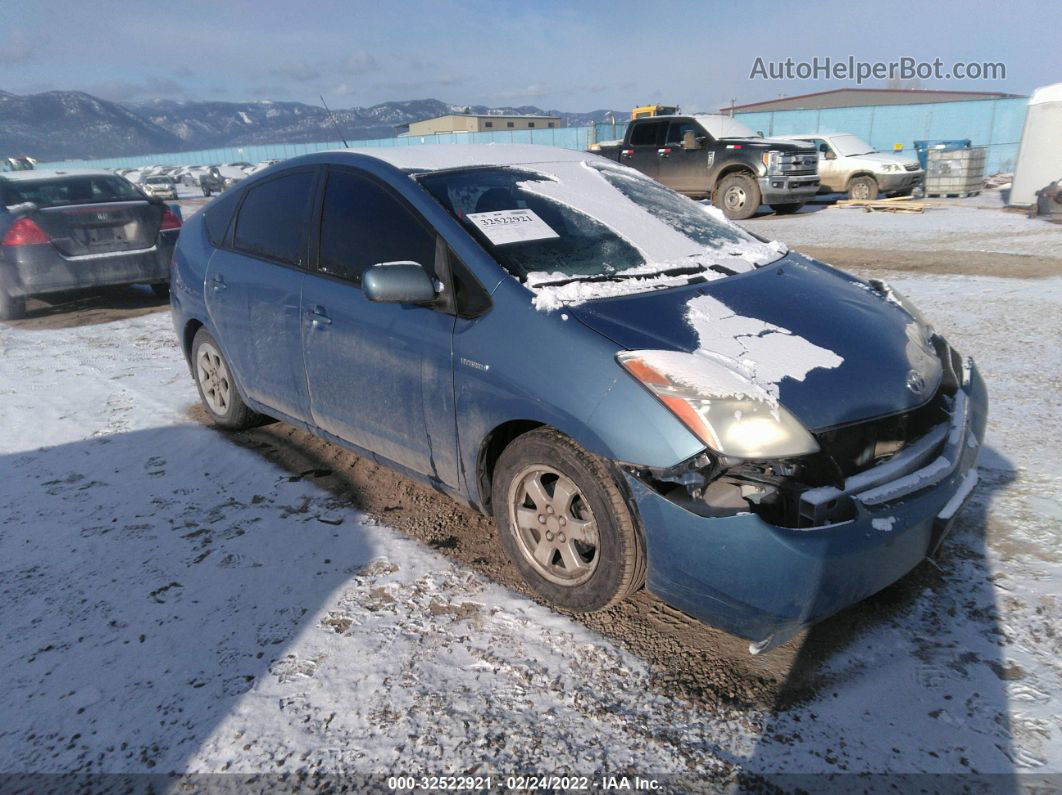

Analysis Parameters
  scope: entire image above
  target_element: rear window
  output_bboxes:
[2,175,145,209]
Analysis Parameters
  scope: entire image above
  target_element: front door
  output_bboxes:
[205,167,318,422]
[656,120,711,195]
[301,167,458,485]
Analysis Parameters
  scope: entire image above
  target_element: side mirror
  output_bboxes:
[681,131,701,151]
[363,261,437,305]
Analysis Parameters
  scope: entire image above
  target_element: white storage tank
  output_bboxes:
[1009,83,1062,207]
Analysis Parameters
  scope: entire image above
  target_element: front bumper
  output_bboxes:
[1,229,177,297]
[759,174,820,204]
[877,170,925,192]
[626,359,988,647]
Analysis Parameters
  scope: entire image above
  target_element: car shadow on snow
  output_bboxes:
[0,424,381,775]
[742,446,1027,788]
[6,285,170,330]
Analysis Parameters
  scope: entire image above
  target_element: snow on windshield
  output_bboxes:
[497,162,786,310]
[831,134,876,157]
[635,293,844,406]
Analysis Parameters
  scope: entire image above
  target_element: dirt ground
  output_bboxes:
[11,197,1060,720]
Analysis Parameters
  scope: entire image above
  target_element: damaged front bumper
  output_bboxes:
[624,359,988,651]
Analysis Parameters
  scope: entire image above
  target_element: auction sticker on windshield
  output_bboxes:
[466,208,559,246]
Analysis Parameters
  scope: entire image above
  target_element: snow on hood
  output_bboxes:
[521,162,787,311]
[634,292,844,406]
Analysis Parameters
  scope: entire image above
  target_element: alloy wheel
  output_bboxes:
[507,465,600,586]
[195,342,232,416]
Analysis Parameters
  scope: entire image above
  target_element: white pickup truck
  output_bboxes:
[779,133,923,200]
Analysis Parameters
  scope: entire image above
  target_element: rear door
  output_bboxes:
[205,167,318,423]
[301,166,458,485]
[621,120,668,181]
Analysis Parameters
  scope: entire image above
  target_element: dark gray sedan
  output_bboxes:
[0,169,182,319]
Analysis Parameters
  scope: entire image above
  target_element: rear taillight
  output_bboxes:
[1,218,50,246]
[160,207,182,230]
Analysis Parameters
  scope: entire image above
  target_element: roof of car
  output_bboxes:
[322,144,596,172]
[0,168,119,182]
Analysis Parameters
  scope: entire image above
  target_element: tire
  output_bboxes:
[150,282,170,299]
[714,172,761,220]
[848,176,879,201]
[190,328,261,430]
[202,188,211,197]
[491,428,645,612]
[0,288,26,321]
[770,202,804,215]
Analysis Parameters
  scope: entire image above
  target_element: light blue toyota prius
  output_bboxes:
[170,145,986,653]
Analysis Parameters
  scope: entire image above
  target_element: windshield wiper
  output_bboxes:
[530,263,733,289]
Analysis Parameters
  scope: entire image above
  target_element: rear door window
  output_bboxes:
[629,121,668,147]
[317,168,437,285]
[232,170,316,266]
[665,121,700,145]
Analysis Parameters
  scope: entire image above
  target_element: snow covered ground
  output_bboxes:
[0,271,1059,785]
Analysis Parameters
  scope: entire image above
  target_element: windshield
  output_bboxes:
[830,134,876,156]
[415,161,783,288]
[146,177,172,185]
[2,175,145,208]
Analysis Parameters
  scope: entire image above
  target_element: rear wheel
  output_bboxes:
[0,288,26,321]
[492,428,645,612]
[714,172,761,220]
[770,202,804,215]
[191,328,261,430]
[848,176,879,201]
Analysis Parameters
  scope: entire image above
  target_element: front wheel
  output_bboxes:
[0,288,26,321]
[770,202,804,215]
[848,176,879,201]
[202,187,212,197]
[191,328,261,430]
[492,428,645,612]
[714,173,762,220]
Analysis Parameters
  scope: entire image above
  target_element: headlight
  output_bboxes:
[761,150,780,174]
[617,351,820,459]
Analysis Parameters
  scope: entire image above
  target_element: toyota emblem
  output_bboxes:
[906,369,926,396]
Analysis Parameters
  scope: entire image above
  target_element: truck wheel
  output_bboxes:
[0,288,26,321]
[492,428,645,612]
[715,173,761,220]
[848,176,879,201]
[770,203,804,215]
[202,187,212,197]
[191,328,261,430]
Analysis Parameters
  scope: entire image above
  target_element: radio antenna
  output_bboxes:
[320,95,349,147]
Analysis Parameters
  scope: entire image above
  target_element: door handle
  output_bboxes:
[210,274,226,291]
[307,307,332,328]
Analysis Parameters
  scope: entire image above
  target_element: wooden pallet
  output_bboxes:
[831,196,926,213]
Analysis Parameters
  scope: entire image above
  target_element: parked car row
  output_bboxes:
[116,160,282,197]
[165,144,985,653]
[591,115,926,217]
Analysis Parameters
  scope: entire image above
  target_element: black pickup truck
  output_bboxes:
[593,114,820,219]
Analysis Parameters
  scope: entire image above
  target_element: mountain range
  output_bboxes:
[0,90,623,161]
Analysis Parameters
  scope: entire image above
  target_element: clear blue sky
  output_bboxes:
[1,0,1057,110]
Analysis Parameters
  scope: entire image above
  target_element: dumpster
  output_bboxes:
[924,147,986,197]
[914,139,972,171]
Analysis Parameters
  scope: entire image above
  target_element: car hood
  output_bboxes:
[569,254,942,431]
